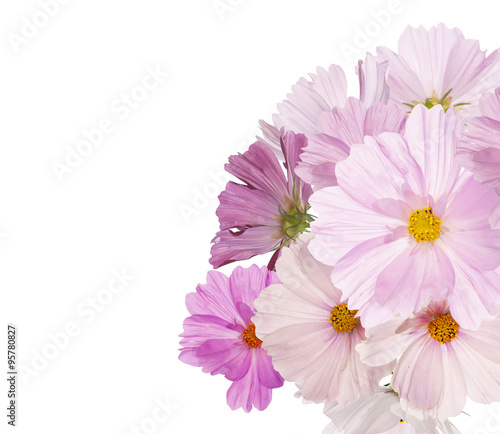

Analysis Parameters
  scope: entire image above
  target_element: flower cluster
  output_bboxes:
[179,24,500,432]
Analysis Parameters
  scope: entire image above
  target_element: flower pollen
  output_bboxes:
[329,304,359,333]
[242,324,263,348]
[428,313,459,344]
[408,207,442,243]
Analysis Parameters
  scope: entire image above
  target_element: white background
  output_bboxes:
[2,0,500,433]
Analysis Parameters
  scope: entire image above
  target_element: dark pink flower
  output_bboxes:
[210,131,313,269]
[179,265,284,412]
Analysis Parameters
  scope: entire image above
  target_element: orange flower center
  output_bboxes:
[242,324,262,348]
[428,313,459,343]
[329,303,359,333]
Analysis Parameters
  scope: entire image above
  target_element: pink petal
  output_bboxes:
[210,225,281,268]
[394,335,466,420]
[226,141,288,205]
[375,241,455,318]
[358,53,390,106]
[216,181,280,229]
[185,271,239,320]
[404,105,461,200]
[226,361,272,412]
[273,65,348,137]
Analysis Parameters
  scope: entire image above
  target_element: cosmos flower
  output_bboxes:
[272,64,348,139]
[357,301,500,421]
[210,131,313,269]
[459,87,500,194]
[295,98,407,189]
[271,54,390,141]
[322,386,459,434]
[253,234,392,405]
[377,23,500,116]
[179,265,284,412]
[309,104,500,329]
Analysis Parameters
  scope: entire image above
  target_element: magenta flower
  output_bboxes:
[179,265,284,412]
[358,301,500,421]
[210,131,313,269]
[459,87,500,194]
[309,105,500,329]
[377,24,500,116]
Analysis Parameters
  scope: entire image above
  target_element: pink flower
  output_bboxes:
[253,234,392,405]
[259,55,403,190]
[357,301,500,421]
[296,98,407,189]
[210,131,313,269]
[377,24,500,116]
[309,105,500,329]
[179,265,284,412]
[273,64,348,139]
[323,386,459,434]
[271,55,389,142]
[459,87,500,194]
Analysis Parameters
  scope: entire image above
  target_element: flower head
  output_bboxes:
[296,98,407,189]
[253,234,392,405]
[357,301,500,421]
[271,54,390,142]
[210,131,313,269]
[309,105,500,329]
[459,87,500,194]
[322,386,459,434]
[179,265,284,412]
[377,24,500,116]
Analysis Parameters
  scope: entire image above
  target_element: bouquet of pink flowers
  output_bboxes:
[179,24,500,433]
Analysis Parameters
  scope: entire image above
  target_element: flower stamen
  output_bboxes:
[403,89,470,113]
[408,207,442,243]
[242,324,262,348]
[329,304,359,333]
[428,313,459,344]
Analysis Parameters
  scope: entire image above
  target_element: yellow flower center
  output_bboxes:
[428,313,459,344]
[242,324,262,348]
[408,207,442,243]
[329,304,359,333]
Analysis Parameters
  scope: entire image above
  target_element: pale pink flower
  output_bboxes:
[377,24,500,116]
[273,64,348,139]
[295,98,407,189]
[323,386,459,434]
[253,234,392,405]
[459,87,500,194]
[309,105,500,329]
[357,301,500,421]
[269,54,389,143]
